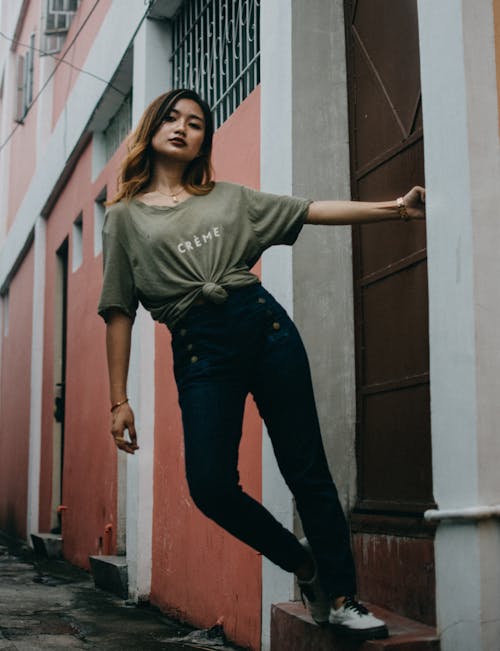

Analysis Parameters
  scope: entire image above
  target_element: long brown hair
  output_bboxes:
[108,89,215,204]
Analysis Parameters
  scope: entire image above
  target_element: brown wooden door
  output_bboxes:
[345,0,434,518]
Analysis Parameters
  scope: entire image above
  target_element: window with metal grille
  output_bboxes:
[42,0,80,55]
[104,93,132,162]
[171,0,260,129]
[14,33,36,122]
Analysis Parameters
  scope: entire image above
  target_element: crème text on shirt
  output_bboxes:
[177,226,221,254]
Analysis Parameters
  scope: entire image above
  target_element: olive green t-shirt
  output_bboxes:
[98,181,311,329]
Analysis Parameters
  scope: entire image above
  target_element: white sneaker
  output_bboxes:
[297,538,330,625]
[329,597,388,639]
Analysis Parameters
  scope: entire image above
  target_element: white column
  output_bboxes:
[418,1,500,649]
[26,217,46,540]
[125,16,172,602]
[260,2,295,649]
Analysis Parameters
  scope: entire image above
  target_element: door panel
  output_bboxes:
[345,0,433,518]
[345,0,436,623]
[362,263,429,386]
[362,384,432,507]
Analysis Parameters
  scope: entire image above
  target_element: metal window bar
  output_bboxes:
[171,0,260,130]
[45,0,79,34]
[104,92,132,162]
[42,0,80,55]
[27,33,35,107]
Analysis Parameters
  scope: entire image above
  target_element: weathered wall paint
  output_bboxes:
[150,87,262,651]
[0,245,34,538]
[353,533,435,626]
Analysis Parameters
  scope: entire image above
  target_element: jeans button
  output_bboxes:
[187,343,194,351]
[258,297,266,304]
[272,322,281,331]
[180,328,187,337]
[190,355,199,363]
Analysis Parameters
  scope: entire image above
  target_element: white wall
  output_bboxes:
[260,3,296,648]
[125,16,172,602]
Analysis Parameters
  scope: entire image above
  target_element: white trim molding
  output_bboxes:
[26,216,46,540]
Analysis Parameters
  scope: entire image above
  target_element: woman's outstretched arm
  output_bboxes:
[106,310,139,454]
[306,186,425,225]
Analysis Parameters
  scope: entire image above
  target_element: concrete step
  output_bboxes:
[30,532,63,559]
[271,602,439,651]
[89,554,128,599]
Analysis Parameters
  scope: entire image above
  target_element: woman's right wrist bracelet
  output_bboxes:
[111,398,129,412]
[396,196,410,221]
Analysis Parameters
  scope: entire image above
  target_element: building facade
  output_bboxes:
[0,1,499,650]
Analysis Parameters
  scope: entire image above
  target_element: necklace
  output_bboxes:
[155,185,185,204]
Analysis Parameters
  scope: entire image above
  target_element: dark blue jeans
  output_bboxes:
[170,283,356,599]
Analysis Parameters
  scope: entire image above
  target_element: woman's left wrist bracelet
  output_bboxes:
[111,398,128,412]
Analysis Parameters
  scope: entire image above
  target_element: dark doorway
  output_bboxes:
[51,239,68,533]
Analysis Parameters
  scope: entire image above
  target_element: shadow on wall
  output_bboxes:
[4,503,19,539]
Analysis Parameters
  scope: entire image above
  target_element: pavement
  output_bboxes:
[0,531,246,651]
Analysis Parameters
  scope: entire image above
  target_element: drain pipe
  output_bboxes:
[424,504,500,523]
[104,523,113,555]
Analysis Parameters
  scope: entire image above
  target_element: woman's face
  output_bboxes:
[150,98,206,164]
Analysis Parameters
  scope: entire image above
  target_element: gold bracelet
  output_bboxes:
[110,398,128,412]
[396,197,409,221]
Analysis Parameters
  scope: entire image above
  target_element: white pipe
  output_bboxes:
[424,505,500,523]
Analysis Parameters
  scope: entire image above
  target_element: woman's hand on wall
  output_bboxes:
[110,403,139,454]
[402,185,426,220]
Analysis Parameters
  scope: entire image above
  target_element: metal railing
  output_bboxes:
[171,0,260,129]
[104,93,132,162]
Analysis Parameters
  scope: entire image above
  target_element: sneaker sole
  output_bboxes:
[329,624,389,640]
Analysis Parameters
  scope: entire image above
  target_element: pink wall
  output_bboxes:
[0,245,34,538]
[495,0,500,135]
[7,0,42,230]
[39,138,124,567]
[51,0,112,130]
[6,0,112,230]
[150,87,263,651]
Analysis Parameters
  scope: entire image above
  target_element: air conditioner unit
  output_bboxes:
[44,0,79,36]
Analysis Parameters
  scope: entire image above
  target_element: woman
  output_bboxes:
[98,88,425,641]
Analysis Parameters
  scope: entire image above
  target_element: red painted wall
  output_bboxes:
[150,87,263,651]
[39,139,124,567]
[0,245,34,538]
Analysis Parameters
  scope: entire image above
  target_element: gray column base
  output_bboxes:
[30,533,63,559]
[89,555,128,599]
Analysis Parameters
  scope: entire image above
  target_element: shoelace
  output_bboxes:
[343,597,369,615]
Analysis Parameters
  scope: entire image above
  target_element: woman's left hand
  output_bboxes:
[402,186,426,220]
